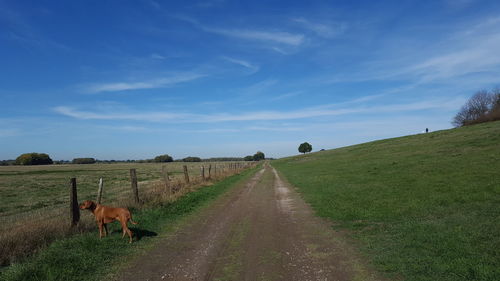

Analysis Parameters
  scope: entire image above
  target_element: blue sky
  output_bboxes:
[1,0,500,160]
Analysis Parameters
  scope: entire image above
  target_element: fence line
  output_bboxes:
[65,161,257,226]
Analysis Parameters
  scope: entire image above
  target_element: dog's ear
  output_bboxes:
[80,200,91,209]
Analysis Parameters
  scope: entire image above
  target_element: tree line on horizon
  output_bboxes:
[1,151,269,166]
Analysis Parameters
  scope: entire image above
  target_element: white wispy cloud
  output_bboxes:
[175,15,304,46]
[320,16,500,87]
[0,3,69,51]
[246,126,302,132]
[204,27,304,46]
[53,106,194,121]
[150,53,166,60]
[83,72,206,93]
[54,97,465,123]
[237,79,277,96]
[200,99,460,122]
[221,56,259,72]
[271,47,289,55]
[269,91,302,101]
[183,126,301,133]
[293,17,346,38]
[407,33,500,83]
[106,125,151,132]
[147,0,161,10]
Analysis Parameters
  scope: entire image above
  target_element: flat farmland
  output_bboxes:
[0,162,238,229]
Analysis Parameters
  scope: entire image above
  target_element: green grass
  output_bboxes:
[272,121,500,281]
[0,166,260,281]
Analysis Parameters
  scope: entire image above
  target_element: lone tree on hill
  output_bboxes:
[298,142,313,154]
[15,153,53,165]
[253,151,265,161]
[154,154,173,163]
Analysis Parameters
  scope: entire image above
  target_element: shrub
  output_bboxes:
[243,155,254,161]
[182,156,201,162]
[72,158,96,164]
[453,88,500,127]
[15,153,53,165]
[154,154,173,163]
[253,151,265,161]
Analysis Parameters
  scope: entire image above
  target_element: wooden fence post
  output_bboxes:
[162,165,171,195]
[183,165,190,183]
[201,165,205,180]
[70,178,80,227]
[96,178,103,204]
[130,169,140,204]
[214,164,217,177]
[208,164,212,179]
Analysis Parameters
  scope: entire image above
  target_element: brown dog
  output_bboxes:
[79,200,137,243]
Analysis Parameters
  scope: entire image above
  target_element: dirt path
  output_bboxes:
[115,164,382,281]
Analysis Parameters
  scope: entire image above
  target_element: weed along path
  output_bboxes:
[115,163,380,281]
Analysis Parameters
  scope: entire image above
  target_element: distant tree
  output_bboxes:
[204,157,245,162]
[72,158,96,164]
[298,142,313,154]
[183,156,202,162]
[243,155,254,161]
[453,89,500,127]
[0,160,15,166]
[15,153,53,165]
[253,151,265,161]
[154,154,173,163]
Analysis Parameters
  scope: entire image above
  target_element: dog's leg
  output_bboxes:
[98,222,104,239]
[120,220,126,239]
[120,220,133,243]
[103,224,109,237]
[127,228,133,243]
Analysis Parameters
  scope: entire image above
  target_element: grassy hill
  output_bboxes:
[273,121,500,281]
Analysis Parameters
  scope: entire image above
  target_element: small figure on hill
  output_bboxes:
[426,128,429,133]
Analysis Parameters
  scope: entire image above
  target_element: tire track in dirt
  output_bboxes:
[115,164,382,281]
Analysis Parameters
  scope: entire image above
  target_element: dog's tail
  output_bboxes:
[129,216,138,225]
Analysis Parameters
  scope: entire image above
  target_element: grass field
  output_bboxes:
[272,121,500,281]
[0,162,240,225]
[0,161,248,266]
[0,165,260,281]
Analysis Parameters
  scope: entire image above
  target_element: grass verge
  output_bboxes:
[0,165,260,281]
[272,121,500,281]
